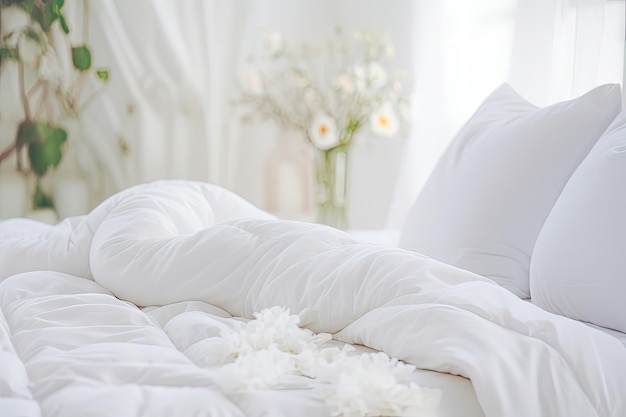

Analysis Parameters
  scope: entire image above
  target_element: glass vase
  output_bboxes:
[315,145,349,229]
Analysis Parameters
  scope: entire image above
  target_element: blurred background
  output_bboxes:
[0,0,624,229]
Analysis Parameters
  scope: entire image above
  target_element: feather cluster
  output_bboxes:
[208,306,441,417]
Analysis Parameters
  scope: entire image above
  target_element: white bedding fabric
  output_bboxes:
[1,180,625,417]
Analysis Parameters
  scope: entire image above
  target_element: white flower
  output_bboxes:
[354,66,367,92]
[309,114,340,150]
[370,103,399,138]
[354,62,388,92]
[243,67,264,95]
[266,30,284,55]
[237,29,410,147]
[366,62,388,89]
[304,87,321,106]
[333,74,356,94]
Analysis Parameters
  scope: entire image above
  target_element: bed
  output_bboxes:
[1,82,626,417]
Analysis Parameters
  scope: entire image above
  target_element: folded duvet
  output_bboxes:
[1,180,625,417]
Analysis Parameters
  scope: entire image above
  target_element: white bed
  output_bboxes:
[2,81,626,417]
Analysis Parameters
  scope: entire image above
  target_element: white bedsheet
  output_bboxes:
[1,180,625,417]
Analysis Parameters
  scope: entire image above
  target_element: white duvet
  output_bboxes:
[1,180,625,417]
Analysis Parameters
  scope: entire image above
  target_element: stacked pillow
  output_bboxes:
[399,83,622,299]
[530,110,626,333]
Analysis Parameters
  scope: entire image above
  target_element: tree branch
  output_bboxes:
[0,143,17,164]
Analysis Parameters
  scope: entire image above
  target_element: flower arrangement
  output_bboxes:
[0,0,110,213]
[236,28,411,229]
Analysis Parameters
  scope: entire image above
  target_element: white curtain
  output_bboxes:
[63,0,252,198]
[509,0,625,106]
[29,0,624,225]
[386,0,517,229]
[386,0,625,229]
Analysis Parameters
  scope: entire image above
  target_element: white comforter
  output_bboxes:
[1,180,625,417]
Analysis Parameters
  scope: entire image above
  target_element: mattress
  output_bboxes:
[1,180,625,417]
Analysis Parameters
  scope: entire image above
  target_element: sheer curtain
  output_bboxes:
[509,0,624,106]
[42,0,624,224]
[386,0,517,229]
[386,0,625,229]
[61,0,251,199]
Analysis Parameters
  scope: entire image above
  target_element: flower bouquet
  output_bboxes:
[236,28,410,229]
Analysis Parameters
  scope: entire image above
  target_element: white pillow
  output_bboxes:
[399,83,622,298]
[530,110,626,333]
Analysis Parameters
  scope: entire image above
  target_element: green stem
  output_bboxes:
[315,145,349,229]
[83,0,90,42]
[17,43,32,120]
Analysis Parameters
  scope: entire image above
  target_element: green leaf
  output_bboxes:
[33,7,51,32]
[23,26,44,47]
[29,0,65,33]
[32,182,54,209]
[58,13,69,34]
[46,126,67,168]
[52,0,65,15]
[27,124,67,177]
[72,45,91,71]
[96,68,110,82]
[28,141,49,176]
[16,119,39,147]
[16,0,34,15]
[0,46,19,63]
